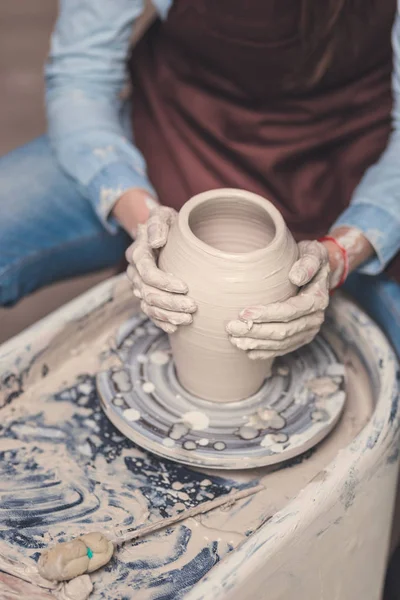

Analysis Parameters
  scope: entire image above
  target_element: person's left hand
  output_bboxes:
[226,241,331,360]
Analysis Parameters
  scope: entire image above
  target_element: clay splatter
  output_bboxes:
[182,411,210,431]
[149,351,169,366]
[123,408,141,422]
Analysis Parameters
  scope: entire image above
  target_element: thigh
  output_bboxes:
[0,136,130,306]
[343,272,400,356]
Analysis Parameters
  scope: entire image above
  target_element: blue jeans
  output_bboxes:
[0,136,399,356]
[0,136,130,306]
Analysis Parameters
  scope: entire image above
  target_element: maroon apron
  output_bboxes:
[129,0,399,280]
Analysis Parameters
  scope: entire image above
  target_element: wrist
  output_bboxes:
[319,236,348,290]
[329,226,375,272]
[112,188,158,236]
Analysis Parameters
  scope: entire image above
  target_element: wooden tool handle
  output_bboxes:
[112,483,265,544]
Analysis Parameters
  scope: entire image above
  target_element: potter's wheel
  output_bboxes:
[97,313,346,469]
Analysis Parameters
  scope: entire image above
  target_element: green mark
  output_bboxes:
[87,548,93,559]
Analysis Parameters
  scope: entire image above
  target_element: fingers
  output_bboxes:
[147,206,177,249]
[227,311,324,340]
[137,255,186,292]
[289,240,328,287]
[239,291,328,324]
[126,211,194,333]
[125,240,136,264]
[140,301,194,326]
[229,327,320,352]
[289,253,320,287]
[126,264,138,285]
[129,225,188,293]
[246,332,316,360]
[240,259,330,324]
[149,317,177,335]
[127,266,197,313]
[144,291,197,313]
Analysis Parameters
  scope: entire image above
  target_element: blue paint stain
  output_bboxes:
[387,447,400,464]
[366,427,381,449]
[124,526,191,570]
[340,468,358,510]
[148,544,219,599]
[388,371,400,424]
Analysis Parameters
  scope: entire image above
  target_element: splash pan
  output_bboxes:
[97,315,346,469]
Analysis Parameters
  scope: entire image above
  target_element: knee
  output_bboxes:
[0,137,58,306]
[0,208,29,306]
[0,263,23,307]
[0,137,53,214]
[344,272,400,357]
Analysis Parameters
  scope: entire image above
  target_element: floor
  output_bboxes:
[0,3,399,598]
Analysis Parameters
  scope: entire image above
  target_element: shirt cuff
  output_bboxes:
[331,202,400,275]
[86,162,157,233]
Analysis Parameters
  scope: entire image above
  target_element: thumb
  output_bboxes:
[289,241,325,287]
[147,207,177,249]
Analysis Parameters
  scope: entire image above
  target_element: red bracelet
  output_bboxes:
[318,235,349,291]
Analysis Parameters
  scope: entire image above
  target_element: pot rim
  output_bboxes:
[178,188,288,261]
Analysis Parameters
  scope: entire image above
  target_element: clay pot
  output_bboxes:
[159,189,298,402]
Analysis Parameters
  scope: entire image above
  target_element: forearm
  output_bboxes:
[46,0,156,232]
[326,7,400,280]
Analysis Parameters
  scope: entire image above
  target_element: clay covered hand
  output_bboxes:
[227,241,330,359]
[126,206,197,333]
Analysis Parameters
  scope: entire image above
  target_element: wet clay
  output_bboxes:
[159,189,298,402]
[56,575,93,600]
[38,533,113,582]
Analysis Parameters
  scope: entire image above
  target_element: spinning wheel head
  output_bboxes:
[97,316,346,470]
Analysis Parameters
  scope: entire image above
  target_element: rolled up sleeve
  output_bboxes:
[332,4,400,274]
[45,0,156,233]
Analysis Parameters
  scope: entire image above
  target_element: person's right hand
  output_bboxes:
[126,207,197,333]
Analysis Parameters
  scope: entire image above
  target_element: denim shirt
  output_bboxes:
[45,0,400,274]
